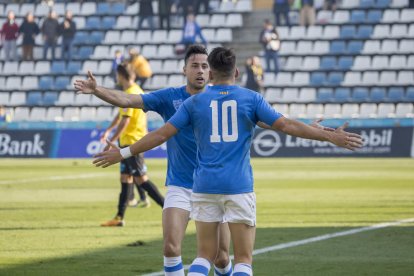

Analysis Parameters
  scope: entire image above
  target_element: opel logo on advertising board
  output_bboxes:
[253,130,282,156]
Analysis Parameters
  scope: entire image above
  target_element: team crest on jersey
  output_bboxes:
[173,99,183,110]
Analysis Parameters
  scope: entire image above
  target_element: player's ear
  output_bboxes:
[182,64,186,76]
[235,67,240,79]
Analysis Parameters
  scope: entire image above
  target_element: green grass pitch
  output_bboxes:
[0,158,413,275]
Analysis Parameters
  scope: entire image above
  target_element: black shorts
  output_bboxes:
[120,152,147,176]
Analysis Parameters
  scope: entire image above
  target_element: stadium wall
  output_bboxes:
[0,121,413,158]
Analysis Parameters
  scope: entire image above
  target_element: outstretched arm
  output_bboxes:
[93,123,178,168]
[73,71,144,108]
[272,117,363,151]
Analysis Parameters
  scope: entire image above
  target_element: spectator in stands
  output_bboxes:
[1,11,19,61]
[158,0,172,30]
[323,0,337,11]
[180,13,207,51]
[195,0,210,14]
[273,0,291,26]
[0,106,11,123]
[19,12,39,61]
[179,0,195,25]
[60,10,76,61]
[128,48,152,88]
[41,10,59,60]
[111,49,124,83]
[138,0,155,31]
[260,19,281,75]
[245,56,264,94]
[300,0,315,26]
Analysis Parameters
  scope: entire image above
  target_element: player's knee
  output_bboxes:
[163,240,181,257]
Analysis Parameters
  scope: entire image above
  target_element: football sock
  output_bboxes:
[117,182,131,218]
[164,256,184,276]
[188,257,211,276]
[233,263,252,276]
[214,260,232,276]
[141,180,164,207]
[136,183,147,201]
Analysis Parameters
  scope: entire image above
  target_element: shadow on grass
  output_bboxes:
[1,226,414,276]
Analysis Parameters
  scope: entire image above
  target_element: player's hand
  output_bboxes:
[310,118,335,132]
[74,71,97,94]
[330,122,363,151]
[93,140,122,168]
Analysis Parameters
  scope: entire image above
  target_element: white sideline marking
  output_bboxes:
[142,217,414,276]
[0,173,113,185]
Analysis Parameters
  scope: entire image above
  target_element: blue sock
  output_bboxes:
[233,263,252,276]
[188,257,211,276]
[214,260,232,276]
[164,256,184,276]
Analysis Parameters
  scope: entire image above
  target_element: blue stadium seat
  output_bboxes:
[366,10,382,23]
[406,87,414,102]
[54,77,70,90]
[109,3,125,15]
[320,57,336,70]
[90,31,104,44]
[51,61,66,74]
[330,41,346,54]
[317,88,334,102]
[352,88,369,102]
[78,47,94,59]
[310,72,326,86]
[338,57,353,70]
[39,76,54,90]
[334,88,351,102]
[356,26,373,39]
[370,88,386,102]
[388,87,404,102]
[360,0,375,8]
[376,0,391,8]
[350,10,366,23]
[97,3,110,15]
[347,41,363,54]
[43,91,58,105]
[85,17,101,30]
[73,31,88,45]
[102,16,116,29]
[328,72,344,86]
[67,61,81,74]
[27,92,43,105]
[340,26,356,39]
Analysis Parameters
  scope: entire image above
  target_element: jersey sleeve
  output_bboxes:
[168,99,192,131]
[141,88,170,114]
[255,94,283,126]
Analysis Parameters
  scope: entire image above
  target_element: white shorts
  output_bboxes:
[163,185,192,212]
[190,192,256,226]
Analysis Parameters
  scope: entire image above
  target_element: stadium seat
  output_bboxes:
[75,94,92,106]
[43,92,58,105]
[104,30,121,44]
[377,103,395,117]
[376,0,391,7]
[388,87,405,102]
[327,72,343,86]
[352,87,369,102]
[35,3,50,17]
[373,25,390,38]
[0,92,9,105]
[360,0,375,7]
[97,2,111,15]
[98,61,112,75]
[343,72,362,86]
[90,31,104,44]
[379,71,397,85]
[366,10,382,23]
[381,39,398,53]
[347,40,363,54]
[10,92,26,106]
[323,26,339,39]
[96,107,113,121]
[382,9,400,22]
[306,103,324,118]
[280,41,297,55]
[92,46,110,59]
[85,17,100,30]
[55,77,70,90]
[281,88,299,103]
[388,55,406,69]
[285,57,302,70]
[332,10,350,23]
[406,87,414,101]
[275,73,292,86]
[362,72,379,85]
[350,10,365,23]
[152,30,168,44]
[110,3,125,15]
[57,92,75,106]
[67,61,82,74]
[306,26,323,39]
[27,92,43,106]
[370,87,387,102]
[3,61,19,75]
[334,88,351,102]
[73,31,88,45]
[19,61,35,75]
[320,57,336,70]
[39,76,54,90]
[356,26,373,39]
[168,30,183,43]
[210,14,226,27]
[216,29,232,42]
[272,103,289,116]
[289,104,307,118]
[310,72,326,86]
[136,30,152,43]
[353,56,371,70]
[22,76,38,90]
[62,107,80,121]
[80,2,96,15]
[226,14,243,27]
[397,71,414,84]
[299,88,316,102]
[82,61,99,74]
[30,107,47,121]
[341,103,360,118]
[317,10,333,23]
[359,103,378,118]
[338,57,353,70]
[391,24,407,38]
[20,3,35,15]
[362,40,380,54]
[395,103,414,117]
[324,104,341,118]
[78,47,94,59]
[407,55,414,68]
[316,88,334,102]
[399,39,414,53]
[330,41,346,54]
[51,61,66,74]
[372,56,389,69]
[290,26,306,39]
[303,57,320,70]
[13,107,30,121]
[46,107,63,121]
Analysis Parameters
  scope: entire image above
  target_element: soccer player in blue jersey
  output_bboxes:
[92,47,363,275]
[74,45,232,276]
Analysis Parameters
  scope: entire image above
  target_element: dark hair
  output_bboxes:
[116,64,133,81]
[184,44,208,65]
[207,47,236,78]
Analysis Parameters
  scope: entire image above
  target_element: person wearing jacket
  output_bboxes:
[60,10,76,61]
[1,11,19,61]
[19,12,40,61]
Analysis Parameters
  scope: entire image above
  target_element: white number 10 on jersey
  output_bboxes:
[210,100,239,142]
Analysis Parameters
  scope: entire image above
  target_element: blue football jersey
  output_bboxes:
[142,86,196,189]
[169,85,283,194]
